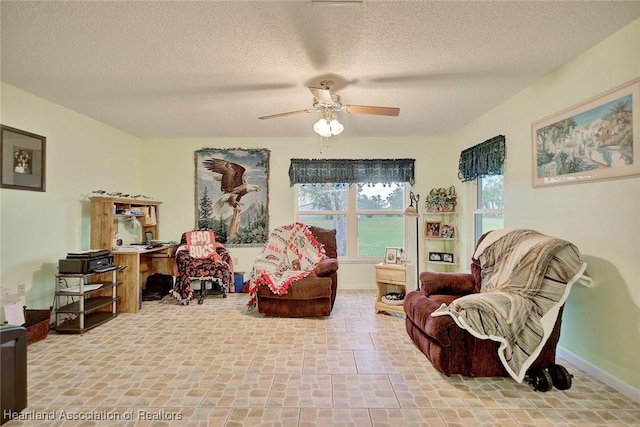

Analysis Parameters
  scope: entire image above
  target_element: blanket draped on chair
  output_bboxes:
[171,230,234,305]
[432,229,589,382]
[247,222,327,308]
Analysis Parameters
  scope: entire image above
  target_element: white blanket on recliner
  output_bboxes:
[432,229,590,382]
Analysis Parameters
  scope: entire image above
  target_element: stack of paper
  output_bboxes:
[60,284,104,293]
[3,302,25,325]
[115,245,148,252]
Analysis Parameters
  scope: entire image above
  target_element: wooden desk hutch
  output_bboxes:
[90,196,175,313]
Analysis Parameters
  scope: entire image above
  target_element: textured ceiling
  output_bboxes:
[2,1,640,139]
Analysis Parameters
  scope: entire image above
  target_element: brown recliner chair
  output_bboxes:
[403,229,588,391]
[256,225,339,317]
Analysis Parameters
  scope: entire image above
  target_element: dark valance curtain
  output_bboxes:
[458,135,506,182]
[289,158,415,186]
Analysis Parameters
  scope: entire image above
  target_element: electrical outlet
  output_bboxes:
[233,257,239,265]
[2,287,9,299]
[18,284,25,296]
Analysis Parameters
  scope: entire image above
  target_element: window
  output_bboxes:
[289,158,414,261]
[458,135,506,242]
[474,174,504,242]
[295,183,406,260]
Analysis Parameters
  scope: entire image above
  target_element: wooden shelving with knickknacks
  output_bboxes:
[90,196,161,250]
[423,211,459,273]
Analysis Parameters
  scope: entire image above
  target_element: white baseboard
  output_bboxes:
[338,283,376,290]
[557,346,640,403]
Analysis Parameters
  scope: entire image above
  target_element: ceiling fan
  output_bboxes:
[258,80,399,136]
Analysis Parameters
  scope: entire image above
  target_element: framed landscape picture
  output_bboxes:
[532,78,640,187]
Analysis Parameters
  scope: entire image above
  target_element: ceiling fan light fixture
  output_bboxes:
[330,119,344,135]
[259,79,399,134]
[314,117,343,137]
[314,119,333,137]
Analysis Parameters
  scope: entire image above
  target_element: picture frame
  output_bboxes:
[145,231,154,243]
[384,247,403,264]
[442,252,454,263]
[1,125,46,192]
[441,224,455,239]
[532,78,640,187]
[428,252,443,262]
[424,220,443,238]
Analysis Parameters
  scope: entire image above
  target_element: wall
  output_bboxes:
[140,135,457,289]
[451,19,640,391]
[0,83,141,321]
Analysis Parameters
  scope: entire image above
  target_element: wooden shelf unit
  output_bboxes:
[90,196,162,250]
[423,211,459,272]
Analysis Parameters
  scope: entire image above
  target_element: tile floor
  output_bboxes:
[9,290,640,426]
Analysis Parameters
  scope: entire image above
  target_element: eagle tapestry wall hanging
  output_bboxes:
[195,148,270,246]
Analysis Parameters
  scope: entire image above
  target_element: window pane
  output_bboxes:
[296,182,406,259]
[474,213,504,242]
[357,214,404,257]
[357,183,405,210]
[298,214,346,257]
[298,184,347,211]
[475,175,504,242]
[478,175,504,209]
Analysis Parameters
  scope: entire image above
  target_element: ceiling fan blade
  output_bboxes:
[344,105,400,116]
[258,109,312,120]
[308,87,334,105]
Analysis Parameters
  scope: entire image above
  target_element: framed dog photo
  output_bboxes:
[441,224,455,239]
[442,252,454,263]
[428,251,443,262]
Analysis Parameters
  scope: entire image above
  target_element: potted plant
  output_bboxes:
[424,186,457,212]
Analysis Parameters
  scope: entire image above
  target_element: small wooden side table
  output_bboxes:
[374,262,411,317]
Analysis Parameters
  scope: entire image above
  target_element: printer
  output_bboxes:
[58,249,115,274]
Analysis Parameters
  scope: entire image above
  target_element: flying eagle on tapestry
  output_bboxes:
[203,158,261,239]
[195,148,269,246]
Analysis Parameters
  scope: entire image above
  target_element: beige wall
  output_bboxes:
[139,135,456,287]
[451,19,640,390]
[0,83,141,317]
[1,16,638,395]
